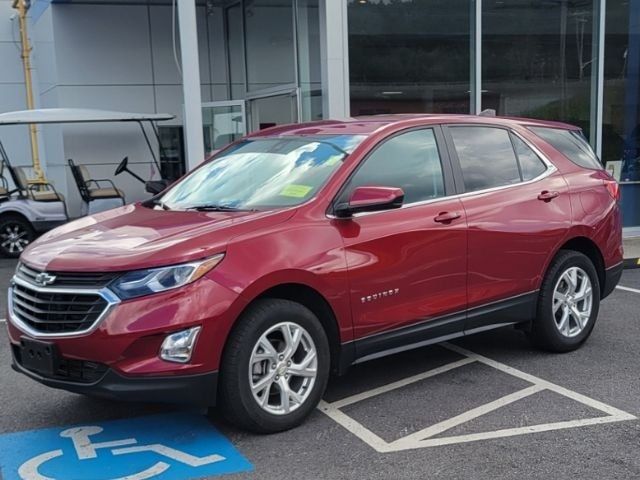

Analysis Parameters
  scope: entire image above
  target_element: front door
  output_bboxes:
[333,127,468,360]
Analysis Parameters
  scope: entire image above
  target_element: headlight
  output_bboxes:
[110,254,224,300]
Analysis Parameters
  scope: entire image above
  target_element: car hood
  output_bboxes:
[22,203,295,272]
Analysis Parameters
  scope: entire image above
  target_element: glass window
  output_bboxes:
[529,126,602,169]
[511,135,547,181]
[161,135,365,210]
[339,129,445,205]
[244,0,295,92]
[450,126,521,192]
[482,0,596,140]
[297,0,323,122]
[158,126,185,182]
[602,0,640,227]
[226,4,245,100]
[348,0,471,116]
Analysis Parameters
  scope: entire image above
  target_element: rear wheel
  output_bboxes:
[0,215,34,258]
[528,250,600,352]
[217,298,330,433]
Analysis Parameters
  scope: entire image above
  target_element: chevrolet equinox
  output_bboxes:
[7,115,623,433]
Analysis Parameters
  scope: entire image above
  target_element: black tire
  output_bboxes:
[0,214,35,258]
[527,250,600,352]
[217,298,330,433]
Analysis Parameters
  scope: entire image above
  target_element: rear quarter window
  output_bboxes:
[528,126,602,170]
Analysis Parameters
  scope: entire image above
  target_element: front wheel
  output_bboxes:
[527,250,600,352]
[217,298,330,433]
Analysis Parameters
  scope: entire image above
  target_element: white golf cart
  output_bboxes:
[0,108,175,257]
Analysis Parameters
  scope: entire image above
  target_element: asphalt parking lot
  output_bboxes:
[1,258,639,480]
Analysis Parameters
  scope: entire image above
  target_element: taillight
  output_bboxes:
[604,180,620,202]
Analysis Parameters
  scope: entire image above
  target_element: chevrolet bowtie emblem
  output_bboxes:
[34,272,56,286]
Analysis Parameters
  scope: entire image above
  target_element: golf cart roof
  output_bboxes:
[0,108,174,125]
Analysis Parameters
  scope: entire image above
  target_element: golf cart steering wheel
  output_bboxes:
[115,157,129,176]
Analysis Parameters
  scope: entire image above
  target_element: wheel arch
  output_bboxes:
[553,236,606,296]
[0,209,32,226]
[233,282,349,375]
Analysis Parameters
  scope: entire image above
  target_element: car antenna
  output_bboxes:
[478,109,496,117]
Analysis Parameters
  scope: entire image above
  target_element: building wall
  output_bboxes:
[28,2,229,217]
[0,1,322,218]
[0,0,228,216]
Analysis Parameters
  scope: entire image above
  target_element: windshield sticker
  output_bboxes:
[279,184,313,198]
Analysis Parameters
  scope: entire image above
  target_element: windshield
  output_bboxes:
[161,134,365,210]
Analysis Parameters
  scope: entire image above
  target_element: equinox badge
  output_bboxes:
[361,288,400,304]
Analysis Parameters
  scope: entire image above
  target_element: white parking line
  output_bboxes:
[319,342,637,452]
[616,285,640,294]
[391,384,544,448]
[328,357,475,410]
[0,318,5,323]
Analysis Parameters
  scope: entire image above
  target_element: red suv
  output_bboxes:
[7,115,623,432]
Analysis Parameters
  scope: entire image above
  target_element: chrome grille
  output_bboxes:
[9,269,120,336]
[16,262,118,288]
[12,281,108,334]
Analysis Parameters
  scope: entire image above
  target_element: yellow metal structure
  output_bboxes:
[13,0,45,183]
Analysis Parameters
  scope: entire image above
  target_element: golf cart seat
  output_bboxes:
[68,159,125,204]
[0,162,11,198]
[14,166,65,203]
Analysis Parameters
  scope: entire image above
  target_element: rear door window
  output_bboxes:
[511,135,547,181]
[449,126,521,192]
[528,126,602,169]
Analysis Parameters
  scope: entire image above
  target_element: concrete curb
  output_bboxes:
[623,258,640,269]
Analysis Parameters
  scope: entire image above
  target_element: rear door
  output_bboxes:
[443,125,571,332]
[332,127,468,359]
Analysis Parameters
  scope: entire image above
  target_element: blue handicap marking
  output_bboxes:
[0,412,253,480]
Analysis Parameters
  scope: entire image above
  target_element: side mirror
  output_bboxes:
[145,180,169,195]
[335,186,404,218]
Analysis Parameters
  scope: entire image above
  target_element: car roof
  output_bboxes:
[247,114,580,138]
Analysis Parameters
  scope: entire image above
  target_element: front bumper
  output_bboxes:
[6,269,249,406]
[11,348,218,406]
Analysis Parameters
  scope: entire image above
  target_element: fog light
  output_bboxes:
[160,326,201,363]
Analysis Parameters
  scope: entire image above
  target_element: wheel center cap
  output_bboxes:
[277,364,287,376]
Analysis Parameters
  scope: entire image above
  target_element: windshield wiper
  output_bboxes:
[183,204,257,212]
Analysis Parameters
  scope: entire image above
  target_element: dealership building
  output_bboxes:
[0,0,637,232]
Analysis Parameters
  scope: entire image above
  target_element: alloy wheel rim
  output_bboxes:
[552,266,593,338]
[248,321,318,415]
[0,224,29,254]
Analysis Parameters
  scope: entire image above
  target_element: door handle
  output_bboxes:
[538,190,559,202]
[434,211,461,223]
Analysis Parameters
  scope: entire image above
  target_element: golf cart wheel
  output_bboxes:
[0,214,35,258]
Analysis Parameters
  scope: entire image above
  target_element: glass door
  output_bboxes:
[202,101,247,156]
[247,90,298,132]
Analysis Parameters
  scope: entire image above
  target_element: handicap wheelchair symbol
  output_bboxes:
[19,425,226,480]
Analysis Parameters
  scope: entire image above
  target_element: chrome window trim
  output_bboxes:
[8,275,120,339]
[327,128,557,220]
